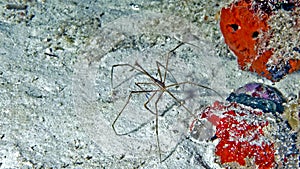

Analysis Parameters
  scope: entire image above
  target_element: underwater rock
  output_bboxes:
[226,82,286,114]
[220,0,300,82]
[190,101,276,168]
[190,83,299,168]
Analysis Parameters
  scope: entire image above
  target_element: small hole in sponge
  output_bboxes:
[229,24,239,32]
[252,31,259,39]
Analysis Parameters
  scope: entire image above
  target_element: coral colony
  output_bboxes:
[219,0,300,82]
[190,83,299,168]
[188,0,300,168]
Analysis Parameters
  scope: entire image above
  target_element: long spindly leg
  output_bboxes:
[162,42,184,83]
[166,81,224,100]
[143,90,159,116]
[135,81,184,117]
[164,87,195,118]
[153,91,165,162]
[156,60,179,87]
[161,81,223,118]
[134,82,160,116]
[135,82,155,99]
[111,63,144,89]
[132,81,167,162]
[112,89,159,136]
[135,80,166,162]
[156,61,163,83]
[161,133,188,163]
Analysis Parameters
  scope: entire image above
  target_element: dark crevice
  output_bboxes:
[229,24,239,32]
[252,31,259,38]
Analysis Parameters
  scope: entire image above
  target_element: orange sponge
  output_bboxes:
[220,0,300,81]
